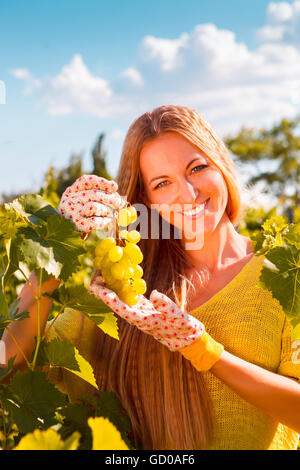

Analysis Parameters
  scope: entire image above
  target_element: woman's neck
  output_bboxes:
[182,212,253,277]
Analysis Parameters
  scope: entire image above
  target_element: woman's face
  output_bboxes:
[139,132,229,242]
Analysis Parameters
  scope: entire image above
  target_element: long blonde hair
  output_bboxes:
[92,105,242,449]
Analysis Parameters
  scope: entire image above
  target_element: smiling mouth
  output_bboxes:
[179,198,210,217]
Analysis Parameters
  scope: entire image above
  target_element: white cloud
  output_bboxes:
[140,33,189,71]
[11,68,31,80]
[11,68,42,95]
[119,67,144,86]
[44,54,129,117]
[11,55,131,117]
[10,4,300,141]
[267,1,294,23]
[109,128,126,140]
[256,24,288,41]
[256,0,300,43]
[130,20,300,137]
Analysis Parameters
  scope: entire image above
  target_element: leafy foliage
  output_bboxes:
[0,137,299,449]
[225,117,300,213]
[88,417,129,450]
[13,428,81,450]
[13,416,129,450]
[0,192,129,450]
[1,370,67,434]
[251,215,300,332]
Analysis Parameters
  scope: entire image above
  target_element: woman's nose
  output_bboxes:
[177,178,199,203]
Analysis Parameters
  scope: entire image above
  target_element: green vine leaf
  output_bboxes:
[0,272,29,329]
[35,339,80,371]
[2,238,23,287]
[34,338,98,390]
[258,244,300,328]
[5,194,57,226]
[46,284,112,317]
[283,224,300,249]
[2,370,67,434]
[0,356,16,382]
[16,215,85,281]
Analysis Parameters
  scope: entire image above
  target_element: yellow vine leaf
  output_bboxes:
[13,428,80,450]
[65,346,98,390]
[88,417,129,450]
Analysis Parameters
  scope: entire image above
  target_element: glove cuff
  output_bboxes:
[179,330,224,371]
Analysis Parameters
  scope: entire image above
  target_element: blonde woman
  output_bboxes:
[3,105,300,450]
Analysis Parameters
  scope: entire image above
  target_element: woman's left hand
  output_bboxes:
[88,275,204,351]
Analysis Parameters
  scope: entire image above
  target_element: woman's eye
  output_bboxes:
[191,164,207,173]
[154,180,169,190]
[153,165,208,190]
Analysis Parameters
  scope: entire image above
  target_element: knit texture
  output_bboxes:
[45,253,300,450]
[188,253,300,450]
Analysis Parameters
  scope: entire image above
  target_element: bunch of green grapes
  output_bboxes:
[93,205,146,305]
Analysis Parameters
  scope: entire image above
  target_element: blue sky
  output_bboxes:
[0,0,299,200]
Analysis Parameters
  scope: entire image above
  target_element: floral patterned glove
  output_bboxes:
[88,275,224,371]
[57,175,127,233]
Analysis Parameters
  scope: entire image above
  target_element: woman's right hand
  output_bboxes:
[57,175,127,233]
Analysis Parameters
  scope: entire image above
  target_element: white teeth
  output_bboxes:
[181,204,204,216]
[180,199,209,216]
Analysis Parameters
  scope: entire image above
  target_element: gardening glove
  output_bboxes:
[88,275,224,371]
[57,174,127,233]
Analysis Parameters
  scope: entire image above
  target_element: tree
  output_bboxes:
[91,134,112,181]
[225,116,300,222]
[55,153,84,198]
[1,133,112,203]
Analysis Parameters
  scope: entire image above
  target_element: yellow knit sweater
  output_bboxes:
[45,253,300,450]
[188,253,300,450]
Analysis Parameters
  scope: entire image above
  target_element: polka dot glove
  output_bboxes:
[57,174,127,233]
[88,275,205,351]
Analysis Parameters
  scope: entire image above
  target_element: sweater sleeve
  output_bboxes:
[44,308,100,402]
[277,316,300,380]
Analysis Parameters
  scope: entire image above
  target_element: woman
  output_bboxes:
[3,105,300,450]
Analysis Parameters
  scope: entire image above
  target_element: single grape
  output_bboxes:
[128,206,138,224]
[107,279,124,292]
[93,256,103,269]
[119,281,133,295]
[110,262,126,280]
[117,208,131,227]
[119,289,139,306]
[132,264,143,279]
[120,252,132,266]
[124,292,139,306]
[100,253,111,270]
[127,230,141,244]
[95,245,105,258]
[119,229,129,239]
[131,278,147,295]
[108,245,123,262]
[124,242,143,264]
[96,237,116,256]
[123,265,135,279]
[101,266,116,285]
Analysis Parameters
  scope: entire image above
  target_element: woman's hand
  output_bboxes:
[88,275,204,351]
[57,175,127,233]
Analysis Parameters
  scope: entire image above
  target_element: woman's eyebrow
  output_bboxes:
[149,158,204,185]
